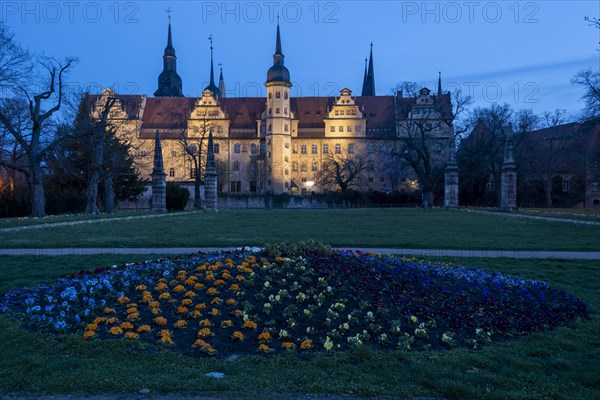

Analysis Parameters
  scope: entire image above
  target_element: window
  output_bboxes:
[347,126,352,132]
[268,108,272,116]
[312,162,318,171]
[323,143,329,154]
[562,178,571,192]
[348,143,355,154]
[214,143,220,154]
[301,144,307,154]
[368,143,375,153]
[285,142,289,148]
[355,125,361,132]
[250,143,257,154]
[276,91,281,98]
[217,125,223,133]
[339,126,344,132]
[171,150,177,157]
[284,107,288,115]
[292,162,298,171]
[189,169,196,179]
[268,92,272,99]
[434,142,442,153]
[312,144,318,154]
[284,155,289,162]
[284,92,288,99]
[242,144,248,152]
[335,110,339,116]
[486,178,495,192]
[230,181,241,192]
[233,162,240,172]
[276,108,280,114]
[335,144,341,154]
[260,143,266,154]
[593,182,599,192]
[234,143,241,154]
[380,143,386,152]
[301,177,307,183]
[301,163,307,172]
[330,126,335,133]
[368,177,374,183]
[284,124,289,132]
[380,177,385,182]
[169,168,175,177]
[141,150,147,157]
[268,124,272,132]
[293,144,298,154]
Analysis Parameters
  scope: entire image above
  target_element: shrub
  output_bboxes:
[166,182,190,211]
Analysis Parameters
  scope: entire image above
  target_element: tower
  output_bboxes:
[438,71,443,96]
[218,63,226,99]
[500,123,518,212]
[151,130,167,212]
[154,15,183,97]
[204,35,221,97]
[361,43,376,96]
[265,20,292,193]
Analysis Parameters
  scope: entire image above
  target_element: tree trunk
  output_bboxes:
[85,134,104,214]
[30,164,45,217]
[422,190,433,209]
[544,179,553,208]
[194,169,202,209]
[103,175,115,212]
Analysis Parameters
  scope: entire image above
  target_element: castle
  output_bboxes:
[90,20,454,198]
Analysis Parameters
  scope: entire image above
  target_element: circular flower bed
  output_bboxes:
[0,245,588,357]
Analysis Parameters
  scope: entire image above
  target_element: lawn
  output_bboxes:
[1,209,599,251]
[0,253,598,399]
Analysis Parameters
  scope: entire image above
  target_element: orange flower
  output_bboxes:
[127,312,140,320]
[214,279,225,286]
[149,301,160,308]
[177,306,188,314]
[244,267,253,273]
[126,303,137,308]
[226,298,236,305]
[205,274,215,281]
[229,284,240,291]
[195,303,207,310]
[282,342,296,350]
[93,317,106,324]
[119,321,134,330]
[300,339,313,350]
[151,308,161,315]
[142,293,153,303]
[155,282,168,291]
[211,297,222,305]
[104,307,116,314]
[190,310,202,318]
[174,320,187,328]
[199,319,211,327]
[258,332,272,342]
[232,331,245,341]
[197,328,212,337]
[137,325,151,333]
[193,339,207,348]
[173,285,185,293]
[135,285,147,291]
[234,310,244,317]
[160,335,174,345]
[207,287,217,295]
[243,320,257,330]
[154,316,167,326]
[235,275,245,282]
[194,283,205,290]
[210,308,219,316]
[181,298,193,306]
[258,344,270,352]
[159,292,171,300]
[275,257,284,262]
[117,296,130,304]
[196,265,207,272]
[85,323,98,331]
[106,317,118,324]
[83,331,96,340]
[220,320,233,328]
[109,326,123,335]
[124,332,139,339]
[222,272,231,279]
[184,291,196,298]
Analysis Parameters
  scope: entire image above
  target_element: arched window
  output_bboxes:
[233,162,240,172]
[250,143,257,154]
[234,143,241,154]
[335,144,341,154]
[301,163,307,172]
[214,143,220,154]
[169,168,175,177]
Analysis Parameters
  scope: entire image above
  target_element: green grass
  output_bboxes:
[1,209,599,251]
[0,254,598,398]
[515,208,600,222]
[0,210,154,229]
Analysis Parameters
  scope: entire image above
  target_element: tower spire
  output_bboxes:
[362,43,376,96]
[204,35,221,97]
[154,11,183,97]
[218,63,226,98]
[361,57,368,96]
[266,19,290,84]
[438,71,442,96]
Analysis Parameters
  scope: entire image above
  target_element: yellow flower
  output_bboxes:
[222,272,231,279]
[300,339,313,350]
[211,297,222,305]
[173,285,185,293]
[193,339,207,348]
[85,323,98,331]
[232,331,245,341]
[93,317,106,325]
[154,317,167,326]
[199,319,211,327]
[210,308,219,316]
[207,287,218,295]
[151,308,161,315]
[83,330,96,340]
[155,282,168,291]
[137,325,151,333]
[124,332,139,339]
[194,283,205,290]
[243,321,257,330]
[184,291,196,298]
[119,321,134,330]
[117,296,130,304]
[135,285,147,291]
[275,257,284,262]
[220,320,233,328]
[174,320,187,328]
[190,310,202,318]
[149,301,160,308]
[106,317,118,325]
[126,307,138,314]
[141,293,153,303]
[109,326,123,335]
[127,312,140,320]
[181,299,193,306]
[226,298,236,305]
[195,303,207,310]
[235,275,245,282]
[158,292,171,300]
[197,328,212,337]
[104,307,116,314]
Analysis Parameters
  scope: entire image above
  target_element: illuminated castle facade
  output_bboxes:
[91,21,454,197]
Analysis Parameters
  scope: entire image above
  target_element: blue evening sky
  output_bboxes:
[2,1,599,118]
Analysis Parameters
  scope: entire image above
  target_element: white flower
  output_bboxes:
[324,337,334,351]
[264,281,270,288]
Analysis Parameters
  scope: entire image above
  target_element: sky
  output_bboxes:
[1,0,599,119]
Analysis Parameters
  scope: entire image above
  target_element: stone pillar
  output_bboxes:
[500,124,517,212]
[151,130,167,212]
[444,137,459,210]
[204,128,218,212]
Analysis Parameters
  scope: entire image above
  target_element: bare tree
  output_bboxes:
[316,149,369,192]
[245,154,268,194]
[573,69,600,120]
